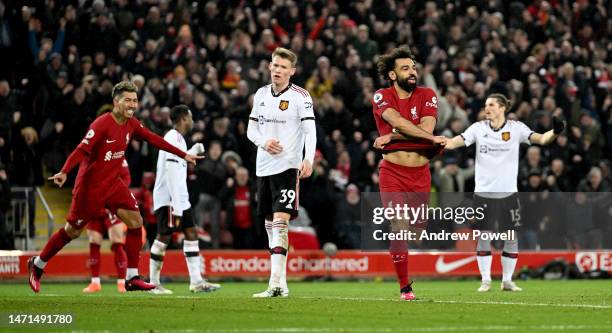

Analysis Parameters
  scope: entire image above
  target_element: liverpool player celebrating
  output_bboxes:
[82,159,131,294]
[28,81,202,293]
[371,46,445,301]
[442,93,564,292]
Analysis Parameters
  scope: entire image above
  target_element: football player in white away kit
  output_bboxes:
[149,105,220,294]
[247,47,316,298]
[442,93,565,292]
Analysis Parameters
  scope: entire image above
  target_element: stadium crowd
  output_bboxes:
[0,0,610,250]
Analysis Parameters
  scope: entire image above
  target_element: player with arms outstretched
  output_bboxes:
[371,46,445,301]
[28,81,202,293]
[442,93,565,292]
[247,47,316,298]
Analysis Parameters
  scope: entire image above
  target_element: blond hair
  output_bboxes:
[272,47,297,67]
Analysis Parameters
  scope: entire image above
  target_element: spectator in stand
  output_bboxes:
[0,162,12,249]
[334,184,361,249]
[227,167,256,249]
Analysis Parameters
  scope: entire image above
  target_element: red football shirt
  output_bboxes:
[372,86,442,156]
[233,186,252,229]
[69,113,185,197]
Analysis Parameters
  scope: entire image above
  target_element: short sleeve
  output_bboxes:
[420,88,438,119]
[517,121,534,144]
[299,93,315,120]
[460,123,478,147]
[77,119,104,154]
[372,89,394,119]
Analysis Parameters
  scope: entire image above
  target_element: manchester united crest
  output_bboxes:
[279,100,289,111]
[502,132,511,141]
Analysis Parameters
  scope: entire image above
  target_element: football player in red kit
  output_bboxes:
[371,46,445,301]
[28,81,202,293]
[82,159,131,293]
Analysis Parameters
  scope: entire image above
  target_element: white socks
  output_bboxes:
[269,219,289,288]
[501,252,519,282]
[183,240,203,285]
[149,239,203,286]
[34,256,47,269]
[126,268,138,280]
[476,253,492,282]
[149,239,167,285]
[265,220,273,250]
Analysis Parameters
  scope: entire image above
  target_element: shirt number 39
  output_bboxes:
[279,189,296,209]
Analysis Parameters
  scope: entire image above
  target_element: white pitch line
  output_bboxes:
[117,325,612,333]
[35,294,612,309]
[296,296,612,309]
[432,299,612,309]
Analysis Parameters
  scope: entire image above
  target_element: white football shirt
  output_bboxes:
[461,120,533,198]
[153,129,191,215]
[248,83,315,177]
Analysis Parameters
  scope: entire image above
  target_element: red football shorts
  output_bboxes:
[86,211,123,234]
[67,180,139,229]
[378,160,431,229]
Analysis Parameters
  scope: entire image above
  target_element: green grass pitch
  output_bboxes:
[0,280,610,332]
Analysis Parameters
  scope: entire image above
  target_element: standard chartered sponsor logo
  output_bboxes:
[209,256,369,273]
[104,151,125,162]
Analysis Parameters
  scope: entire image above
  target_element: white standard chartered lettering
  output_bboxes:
[209,256,369,273]
[104,151,125,161]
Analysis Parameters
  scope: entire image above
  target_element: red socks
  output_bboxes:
[390,240,409,289]
[88,243,101,277]
[125,228,142,269]
[111,243,127,279]
[40,228,72,262]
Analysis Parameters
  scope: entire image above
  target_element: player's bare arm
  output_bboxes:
[529,116,565,145]
[442,135,465,150]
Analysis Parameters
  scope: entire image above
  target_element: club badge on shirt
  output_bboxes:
[502,132,511,141]
[279,100,289,111]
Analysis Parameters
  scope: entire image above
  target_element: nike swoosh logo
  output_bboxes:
[435,256,477,274]
[106,139,116,143]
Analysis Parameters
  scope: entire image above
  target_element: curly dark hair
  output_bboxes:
[111,81,138,100]
[171,104,191,124]
[376,46,416,81]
